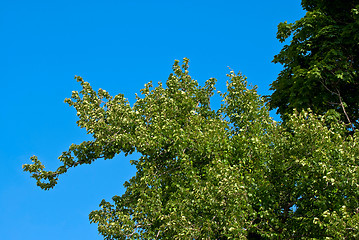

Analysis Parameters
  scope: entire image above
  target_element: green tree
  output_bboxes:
[267,0,359,129]
[24,59,359,239]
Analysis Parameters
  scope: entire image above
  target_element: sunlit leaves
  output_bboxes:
[24,59,359,239]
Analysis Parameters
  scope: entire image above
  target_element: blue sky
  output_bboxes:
[1,0,305,239]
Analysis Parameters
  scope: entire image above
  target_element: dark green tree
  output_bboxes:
[24,59,359,239]
[268,0,359,129]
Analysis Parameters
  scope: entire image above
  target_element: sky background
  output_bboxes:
[1,0,305,239]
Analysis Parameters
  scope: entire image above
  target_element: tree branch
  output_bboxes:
[336,87,355,130]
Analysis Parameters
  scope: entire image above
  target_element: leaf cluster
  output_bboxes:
[268,0,359,129]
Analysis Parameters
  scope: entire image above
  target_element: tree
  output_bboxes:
[24,59,359,239]
[267,0,359,129]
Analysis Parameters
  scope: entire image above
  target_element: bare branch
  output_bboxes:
[336,88,355,130]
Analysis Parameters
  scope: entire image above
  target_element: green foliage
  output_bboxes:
[267,0,359,129]
[23,59,359,239]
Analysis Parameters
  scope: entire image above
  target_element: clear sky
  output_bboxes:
[1,0,305,239]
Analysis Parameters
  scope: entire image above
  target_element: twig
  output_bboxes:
[336,88,355,130]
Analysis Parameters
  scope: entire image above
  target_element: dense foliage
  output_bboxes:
[267,0,359,129]
[24,59,359,239]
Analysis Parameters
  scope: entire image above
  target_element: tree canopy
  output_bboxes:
[267,0,359,129]
[24,59,359,239]
[23,0,359,238]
